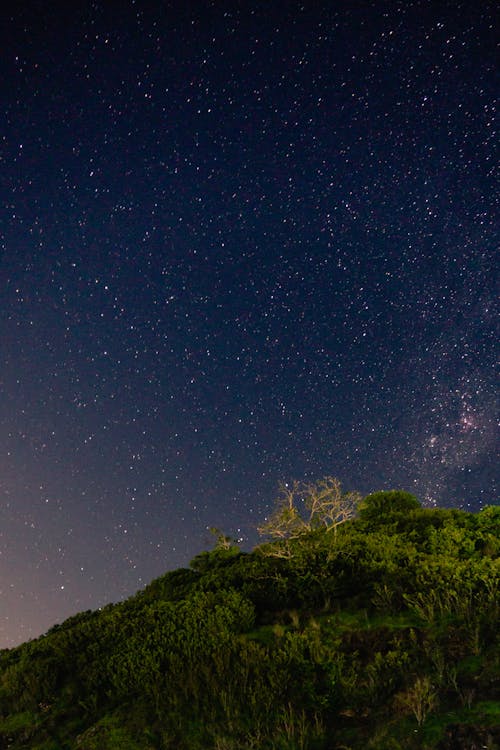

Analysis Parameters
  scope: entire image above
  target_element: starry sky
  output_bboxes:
[1,1,498,648]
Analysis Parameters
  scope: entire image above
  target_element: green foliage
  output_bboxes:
[358,490,421,524]
[0,711,37,733]
[137,567,200,603]
[0,491,498,750]
[189,528,242,572]
[74,714,152,749]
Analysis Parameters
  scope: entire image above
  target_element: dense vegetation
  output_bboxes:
[0,487,499,749]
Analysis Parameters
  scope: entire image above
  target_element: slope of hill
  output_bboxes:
[0,492,499,749]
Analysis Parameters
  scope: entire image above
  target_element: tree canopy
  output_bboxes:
[358,489,421,523]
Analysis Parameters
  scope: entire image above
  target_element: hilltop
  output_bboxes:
[0,488,499,749]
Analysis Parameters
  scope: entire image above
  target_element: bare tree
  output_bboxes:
[257,477,360,556]
[257,482,307,558]
[302,476,359,534]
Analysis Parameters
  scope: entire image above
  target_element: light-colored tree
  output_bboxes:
[303,476,360,534]
[257,482,307,558]
[257,477,360,556]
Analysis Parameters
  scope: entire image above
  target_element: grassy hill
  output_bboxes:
[0,490,499,749]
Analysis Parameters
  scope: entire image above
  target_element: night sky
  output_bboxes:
[1,1,497,648]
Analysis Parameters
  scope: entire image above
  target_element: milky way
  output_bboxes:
[0,1,497,647]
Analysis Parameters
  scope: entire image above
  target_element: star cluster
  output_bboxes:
[0,2,497,647]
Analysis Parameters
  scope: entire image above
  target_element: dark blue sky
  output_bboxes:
[1,1,497,647]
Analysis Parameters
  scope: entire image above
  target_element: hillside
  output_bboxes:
[0,491,499,749]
